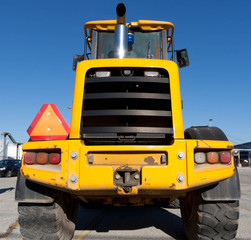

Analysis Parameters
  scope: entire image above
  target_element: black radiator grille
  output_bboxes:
[81,68,173,145]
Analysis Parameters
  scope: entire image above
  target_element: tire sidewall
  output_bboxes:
[180,191,201,240]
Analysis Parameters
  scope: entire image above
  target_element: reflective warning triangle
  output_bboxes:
[28,104,70,140]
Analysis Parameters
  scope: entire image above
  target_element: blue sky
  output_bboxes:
[0,0,250,145]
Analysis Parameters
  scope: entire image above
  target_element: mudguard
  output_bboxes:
[185,126,241,201]
[15,173,54,203]
[202,167,241,201]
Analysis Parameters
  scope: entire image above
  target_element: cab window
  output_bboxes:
[96,30,162,59]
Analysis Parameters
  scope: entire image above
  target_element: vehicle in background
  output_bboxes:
[0,159,21,177]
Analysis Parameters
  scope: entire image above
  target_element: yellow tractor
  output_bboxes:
[16,3,240,240]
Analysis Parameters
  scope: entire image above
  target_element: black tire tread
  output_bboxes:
[199,201,239,239]
[181,196,239,240]
[167,198,180,208]
[18,201,77,240]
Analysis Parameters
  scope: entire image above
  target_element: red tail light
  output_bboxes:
[49,153,61,164]
[24,152,36,164]
[220,152,231,164]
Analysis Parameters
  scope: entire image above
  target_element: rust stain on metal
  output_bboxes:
[51,178,56,181]
[169,183,176,188]
[227,145,234,150]
[144,156,158,165]
[119,165,132,170]
[201,140,212,148]
[144,177,155,185]
[195,141,199,148]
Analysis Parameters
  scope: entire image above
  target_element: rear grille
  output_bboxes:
[81,68,173,145]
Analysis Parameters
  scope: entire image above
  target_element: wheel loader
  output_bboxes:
[16,3,240,240]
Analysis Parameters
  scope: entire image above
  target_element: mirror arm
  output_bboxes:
[172,37,175,61]
[72,55,84,71]
[73,36,91,71]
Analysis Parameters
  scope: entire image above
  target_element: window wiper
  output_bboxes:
[147,41,151,59]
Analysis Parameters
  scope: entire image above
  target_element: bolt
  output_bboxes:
[177,174,185,183]
[115,174,121,180]
[71,151,78,160]
[134,174,140,180]
[177,152,185,160]
[70,175,78,183]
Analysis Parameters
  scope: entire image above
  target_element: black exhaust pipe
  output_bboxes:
[116,3,126,24]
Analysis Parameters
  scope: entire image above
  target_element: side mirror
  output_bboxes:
[176,49,189,68]
[73,54,84,71]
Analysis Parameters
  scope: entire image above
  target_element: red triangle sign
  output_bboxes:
[28,104,70,140]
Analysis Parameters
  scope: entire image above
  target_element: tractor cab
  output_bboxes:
[73,19,189,69]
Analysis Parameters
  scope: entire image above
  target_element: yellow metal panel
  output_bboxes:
[84,20,117,36]
[69,59,184,140]
[21,139,235,194]
[84,20,174,44]
[87,152,166,166]
[69,65,86,138]
[137,20,174,34]
[67,144,81,190]
[77,140,188,191]
[186,140,235,188]
[84,20,174,33]
[21,140,69,188]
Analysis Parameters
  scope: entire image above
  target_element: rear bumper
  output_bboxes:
[20,139,235,197]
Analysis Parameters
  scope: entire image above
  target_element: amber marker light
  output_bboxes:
[37,152,48,164]
[207,152,219,164]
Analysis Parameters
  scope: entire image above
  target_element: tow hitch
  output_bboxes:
[114,166,140,193]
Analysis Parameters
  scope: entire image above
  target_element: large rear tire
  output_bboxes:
[180,190,239,240]
[18,193,79,240]
[182,126,239,239]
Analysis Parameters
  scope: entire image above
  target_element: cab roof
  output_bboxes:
[84,20,174,39]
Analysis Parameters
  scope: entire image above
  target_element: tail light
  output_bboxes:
[207,152,219,164]
[49,153,61,164]
[24,152,36,164]
[220,152,231,164]
[23,152,61,165]
[37,152,48,164]
[194,152,206,164]
[195,151,232,165]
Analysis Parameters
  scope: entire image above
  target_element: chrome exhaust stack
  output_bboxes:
[114,3,128,58]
